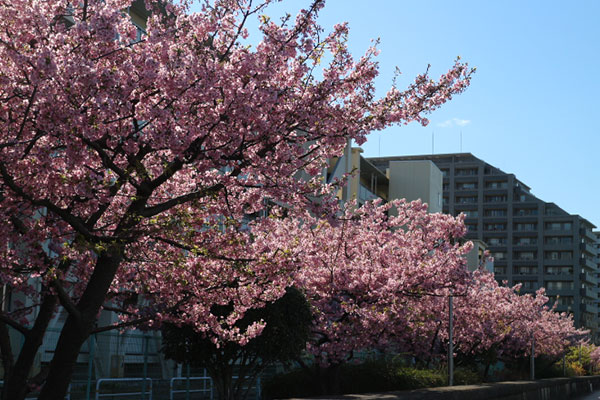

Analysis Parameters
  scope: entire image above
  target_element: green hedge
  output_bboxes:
[263,359,481,398]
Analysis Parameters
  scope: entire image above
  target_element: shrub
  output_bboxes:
[263,360,453,398]
[262,368,317,399]
[453,368,481,385]
[393,367,446,389]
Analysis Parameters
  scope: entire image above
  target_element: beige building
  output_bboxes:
[325,145,443,212]
[386,160,443,213]
[325,145,486,272]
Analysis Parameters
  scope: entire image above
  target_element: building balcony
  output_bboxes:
[554,304,572,313]
[358,184,383,204]
[513,257,538,263]
[581,228,597,242]
[513,214,539,221]
[483,228,507,233]
[545,228,574,235]
[580,287,597,300]
[546,288,576,297]
[581,319,599,330]
[580,272,598,286]
[484,199,508,205]
[483,217,509,223]
[543,274,574,282]
[543,243,574,251]
[456,200,478,205]
[514,227,538,233]
[581,303,599,314]
[580,257,596,270]
[581,242,598,256]
[482,188,509,196]
[542,259,570,266]
[513,273,539,279]
[516,199,539,206]
[454,189,478,195]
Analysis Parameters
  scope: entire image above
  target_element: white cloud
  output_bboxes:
[437,118,471,128]
[437,120,453,128]
[454,118,471,127]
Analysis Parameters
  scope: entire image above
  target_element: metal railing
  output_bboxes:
[95,378,153,400]
[169,377,213,400]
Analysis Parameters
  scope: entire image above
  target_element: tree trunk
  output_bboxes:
[2,292,58,400]
[213,370,233,400]
[0,321,15,397]
[483,362,491,382]
[316,363,342,395]
[38,252,122,400]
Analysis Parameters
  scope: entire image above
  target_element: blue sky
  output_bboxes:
[195,1,600,227]
[313,1,600,226]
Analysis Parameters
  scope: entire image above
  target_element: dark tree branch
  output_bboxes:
[51,280,81,321]
[140,183,224,218]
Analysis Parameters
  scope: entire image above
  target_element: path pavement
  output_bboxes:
[573,390,600,400]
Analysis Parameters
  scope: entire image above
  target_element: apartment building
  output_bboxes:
[326,146,442,211]
[368,153,599,338]
[326,147,489,271]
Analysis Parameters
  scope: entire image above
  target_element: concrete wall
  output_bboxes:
[387,161,443,213]
[291,376,600,400]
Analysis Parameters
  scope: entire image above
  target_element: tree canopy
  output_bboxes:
[0,0,473,398]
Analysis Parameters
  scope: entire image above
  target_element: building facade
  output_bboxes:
[368,153,599,338]
[326,147,487,270]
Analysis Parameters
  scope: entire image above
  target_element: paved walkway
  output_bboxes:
[573,390,600,400]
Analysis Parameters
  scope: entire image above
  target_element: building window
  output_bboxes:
[465,223,478,232]
[545,222,572,230]
[461,210,479,218]
[545,207,562,216]
[514,208,538,216]
[456,182,477,190]
[514,266,538,275]
[485,195,507,203]
[514,280,538,290]
[514,237,537,245]
[545,251,572,260]
[456,196,477,204]
[485,223,506,231]
[548,296,574,306]
[485,181,508,189]
[545,281,574,290]
[494,266,506,275]
[491,251,506,260]
[514,251,536,260]
[455,168,477,176]
[545,266,573,275]
[545,236,573,244]
[485,237,507,246]
[514,223,537,231]
[484,209,507,217]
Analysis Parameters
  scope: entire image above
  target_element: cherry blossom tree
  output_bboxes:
[0,0,473,398]
[440,269,584,378]
[290,199,472,392]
